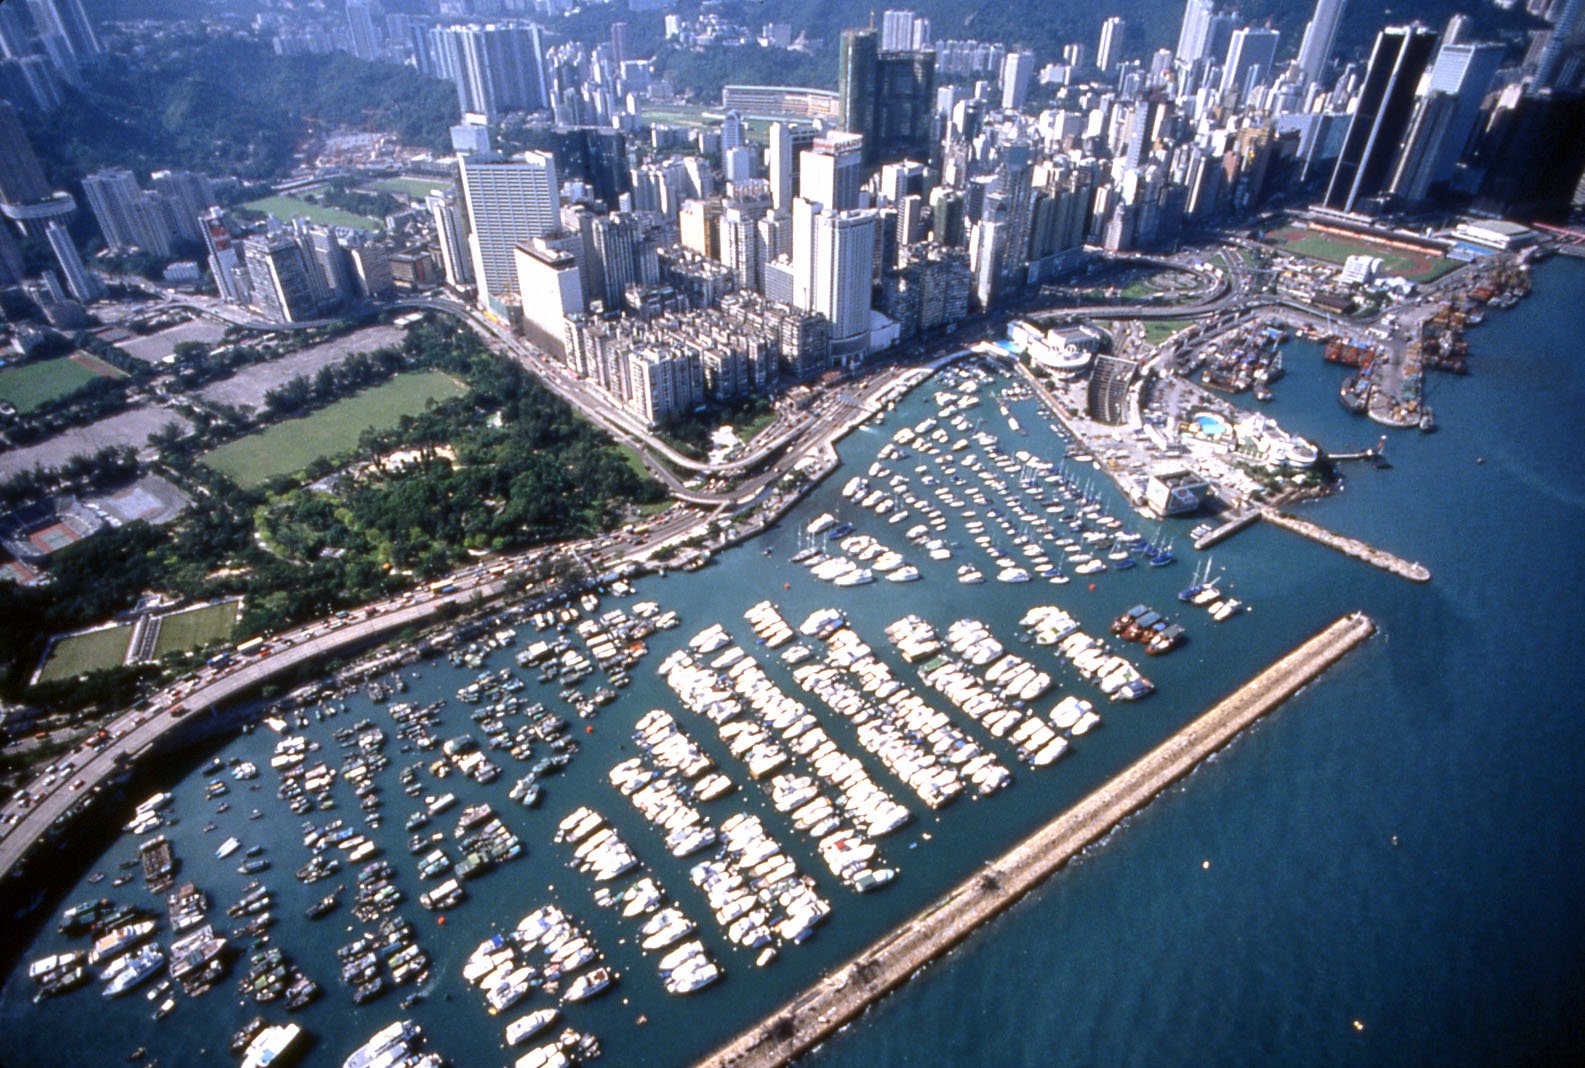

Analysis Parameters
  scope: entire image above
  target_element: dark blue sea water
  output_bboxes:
[3,256,1582,1068]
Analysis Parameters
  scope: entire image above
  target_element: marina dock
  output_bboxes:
[1193,510,1259,549]
[1259,507,1431,582]
[693,612,1378,1068]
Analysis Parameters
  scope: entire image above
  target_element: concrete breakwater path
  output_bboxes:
[695,612,1377,1068]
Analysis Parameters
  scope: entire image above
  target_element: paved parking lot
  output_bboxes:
[0,405,192,477]
[198,324,406,413]
[117,318,230,365]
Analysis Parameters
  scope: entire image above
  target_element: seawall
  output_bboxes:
[694,611,1377,1068]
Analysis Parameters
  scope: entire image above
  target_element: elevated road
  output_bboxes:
[0,575,513,884]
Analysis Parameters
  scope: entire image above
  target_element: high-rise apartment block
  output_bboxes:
[430,23,550,122]
[458,149,560,315]
[1296,0,1350,84]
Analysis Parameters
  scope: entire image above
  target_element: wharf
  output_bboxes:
[1258,507,1431,582]
[1193,510,1259,549]
[693,612,1378,1068]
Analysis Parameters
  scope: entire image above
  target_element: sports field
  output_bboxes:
[201,372,467,488]
[37,624,133,682]
[368,177,448,199]
[242,195,382,231]
[151,600,241,658]
[1266,225,1458,283]
[0,354,124,413]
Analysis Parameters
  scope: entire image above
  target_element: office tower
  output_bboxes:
[1098,17,1126,74]
[458,149,559,313]
[149,169,215,244]
[25,0,100,62]
[0,54,64,112]
[1474,87,1585,219]
[879,160,925,204]
[1177,0,1217,64]
[514,240,582,359]
[1324,24,1439,213]
[81,167,173,256]
[610,21,629,64]
[1535,0,1584,89]
[0,99,50,206]
[770,122,817,212]
[801,206,878,361]
[45,219,97,303]
[839,28,935,166]
[243,234,317,322]
[451,121,492,157]
[427,188,473,288]
[430,23,549,122]
[1296,0,1350,85]
[1001,50,1035,110]
[1220,28,1280,100]
[721,110,744,152]
[199,207,247,305]
[1389,41,1504,202]
[801,133,864,211]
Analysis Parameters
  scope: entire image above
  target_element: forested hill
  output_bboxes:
[21,34,458,185]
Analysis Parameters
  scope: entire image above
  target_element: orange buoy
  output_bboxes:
[437,916,446,925]
[1088,583,1096,590]
[784,583,790,589]
[586,725,594,733]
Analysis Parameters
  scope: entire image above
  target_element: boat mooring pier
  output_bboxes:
[693,612,1378,1068]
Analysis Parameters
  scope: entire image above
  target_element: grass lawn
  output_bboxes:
[368,177,448,199]
[38,624,133,682]
[0,355,120,413]
[243,195,382,231]
[152,600,241,658]
[201,372,467,488]
[1143,319,1196,344]
[1266,225,1457,283]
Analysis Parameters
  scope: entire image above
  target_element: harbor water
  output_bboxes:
[4,257,1583,1068]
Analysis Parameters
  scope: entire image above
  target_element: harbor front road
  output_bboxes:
[696,612,1377,1068]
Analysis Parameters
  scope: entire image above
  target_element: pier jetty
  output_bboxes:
[1193,509,1259,549]
[1258,507,1431,582]
[694,612,1377,1068]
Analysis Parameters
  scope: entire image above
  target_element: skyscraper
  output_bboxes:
[800,134,864,211]
[1535,0,1585,89]
[610,21,630,64]
[1324,24,1439,214]
[1098,17,1126,74]
[1220,28,1281,100]
[1176,0,1217,64]
[81,167,173,256]
[808,207,878,361]
[427,188,474,289]
[769,122,818,212]
[1296,0,1350,85]
[881,11,917,52]
[199,207,247,306]
[1001,50,1035,111]
[242,234,317,322]
[430,23,549,121]
[346,1,381,61]
[0,99,51,207]
[1388,41,1504,203]
[149,169,216,244]
[45,219,98,303]
[458,149,560,314]
[25,0,100,62]
[839,28,935,166]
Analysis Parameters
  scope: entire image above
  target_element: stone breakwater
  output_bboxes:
[695,611,1378,1068]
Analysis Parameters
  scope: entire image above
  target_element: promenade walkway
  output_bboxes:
[695,612,1377,1068]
